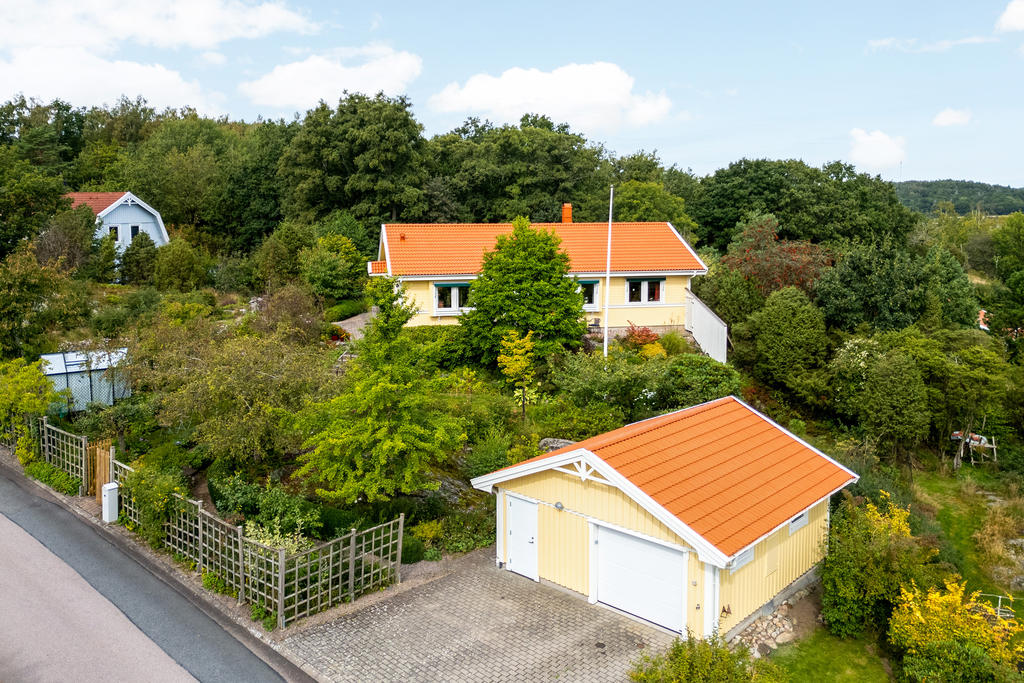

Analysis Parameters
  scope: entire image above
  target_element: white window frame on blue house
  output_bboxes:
[435,282,471,315]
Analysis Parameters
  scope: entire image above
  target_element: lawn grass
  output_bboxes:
[914,470,1022,600]
[770,628,893,682]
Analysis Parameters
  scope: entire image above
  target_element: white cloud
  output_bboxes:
[997,0,1024,31]
[428,62,672,131]
[0,46,217,112]
[932,108,972,126]
[200,51,228,66]
[849,128,906,170]
[239,47,423,109]
[0,0,316,52]
[867,35,996,53]
[0,0,315,113]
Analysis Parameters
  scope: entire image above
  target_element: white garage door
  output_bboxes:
[596,526,686,632]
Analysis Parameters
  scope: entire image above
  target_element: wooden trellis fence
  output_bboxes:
[37,417,89,495]
[112,459,403,628]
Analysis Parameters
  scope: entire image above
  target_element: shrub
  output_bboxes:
[890,580,1024,679]
[119,232,158,285]
[820,491,941,638]
[411,519,443,546]
[90,304,131,336]
[121,464,188,548]
[401,535,426,564]
[622,322,659,349]
[639,342,667,359]
[658,331,694,356]
[213,255,255,294]
[424,547,442,562]
[464,427,512,479]
[201,570,236,597]
[901,640,1020,683]
[154,239,210,291]
[400,325,472,370]
[629,633,780,682]
[662,354,742,409]
[528,396,626,441]
[440,508,494,554]
[243,519,314,553]
[250,602,277,631]
[324,298,368,322]
[24,460,81,495]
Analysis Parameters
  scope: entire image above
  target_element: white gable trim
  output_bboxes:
[96,192,170,244]
[471,448,730,567]
[731,396,861,482]
[666,221,708,273]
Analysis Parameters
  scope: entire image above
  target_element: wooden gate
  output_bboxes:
[88,438,113,502]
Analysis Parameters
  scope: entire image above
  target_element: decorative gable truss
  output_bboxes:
[552,458,614,486]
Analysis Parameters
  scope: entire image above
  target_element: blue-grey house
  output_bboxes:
[65,191,170,251]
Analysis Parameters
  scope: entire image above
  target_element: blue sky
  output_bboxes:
[2,1,1022,185]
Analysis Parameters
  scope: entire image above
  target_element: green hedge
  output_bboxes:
[24,461,81,496]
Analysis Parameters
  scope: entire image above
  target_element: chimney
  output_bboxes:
[562,203,573,224]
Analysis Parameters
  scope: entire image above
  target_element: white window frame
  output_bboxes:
[130,225,140,240]
[788,510,809,535]
[108,224,119,240]
[730,546,754,574]
[579,280,599,312]
[434,282,470,316]
[624,278,665,305]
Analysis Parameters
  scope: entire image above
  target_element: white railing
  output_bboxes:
[685,291,728,363]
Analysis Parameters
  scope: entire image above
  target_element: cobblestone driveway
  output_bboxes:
[282,548,674,682]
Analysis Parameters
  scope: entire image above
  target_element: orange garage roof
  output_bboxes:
[478,396,857,560]
[379,222,705,276]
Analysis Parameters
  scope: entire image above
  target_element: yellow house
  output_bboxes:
[366,205,727,358]
[470,396,858,638]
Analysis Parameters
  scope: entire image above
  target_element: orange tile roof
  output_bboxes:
[508,396,856,557]
[65,192,127,215]
[368,260,388,274]
[380,222,704,276]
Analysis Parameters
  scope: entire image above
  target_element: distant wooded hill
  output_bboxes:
[895,179,1024,215]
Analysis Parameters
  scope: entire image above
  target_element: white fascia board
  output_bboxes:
[397,274,479,282]
[380,224,392,276]
[666,221,708,273]
[723,481,854,567]
[470,446,730,567]
[732,395,861,483]
[470,448,592,492]
[94,192,130,219]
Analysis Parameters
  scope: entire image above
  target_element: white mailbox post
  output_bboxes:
[101,482,119,523]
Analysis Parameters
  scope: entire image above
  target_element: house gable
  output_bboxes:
[472,396,858,568]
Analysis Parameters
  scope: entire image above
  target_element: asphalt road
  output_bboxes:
[0,466,307,683]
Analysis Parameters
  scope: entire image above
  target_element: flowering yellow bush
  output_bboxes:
[890,580,1024,668]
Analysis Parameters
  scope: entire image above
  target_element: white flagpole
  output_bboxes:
[603,185,614,358]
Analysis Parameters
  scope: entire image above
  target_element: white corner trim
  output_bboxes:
[380,224,393,276]
[703,564,719,637]
[495,488,505,566]
[588,521,598,603]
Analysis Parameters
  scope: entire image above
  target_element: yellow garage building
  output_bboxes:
[471,396,858,638]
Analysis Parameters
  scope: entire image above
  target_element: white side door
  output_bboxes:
[596,525,686,632]
[506,495,539,581]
